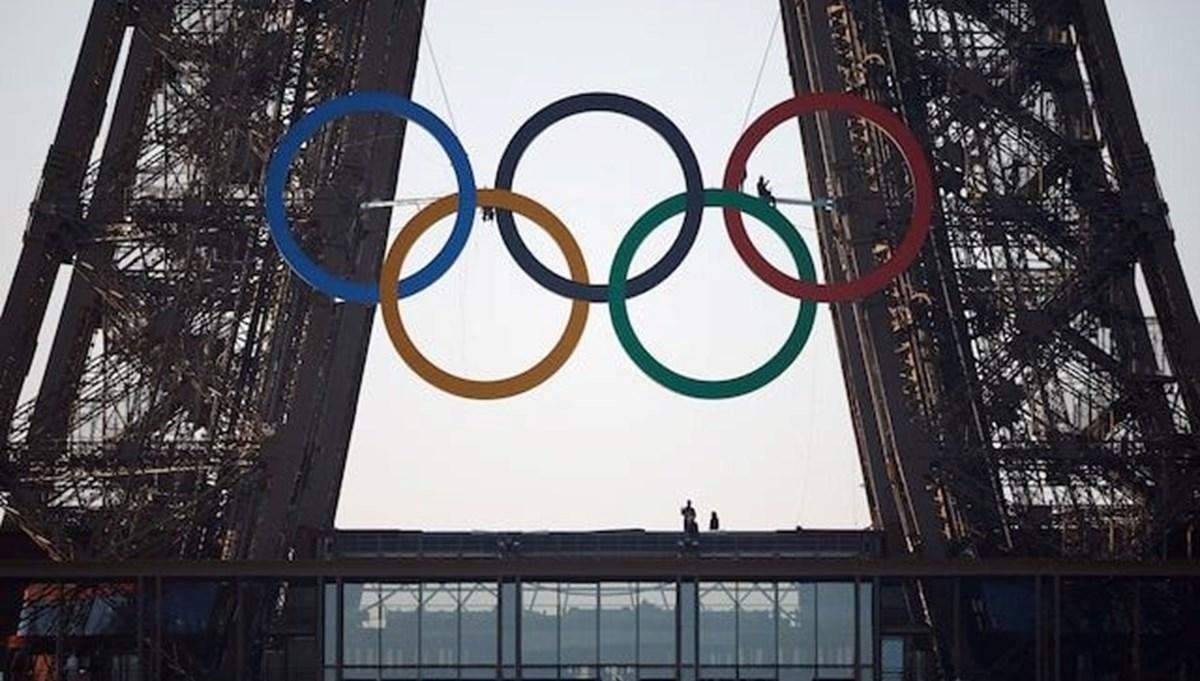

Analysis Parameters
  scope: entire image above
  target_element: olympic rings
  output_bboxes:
[609,190,817,399]
[378,190,590,400]
[722,92,934,302]
[265,91,476,304]
[267,90,935,399]
[494,93,704,303]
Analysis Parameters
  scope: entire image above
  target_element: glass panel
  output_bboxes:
[698,665,735,680]
[107,653,142,681]
[562,663,597,678]
[600,664,635,681]
[816,583,855,666]
[858,581,873,667]
[638,665,676,681]
[881,637,904,681]
[344,583,380,667]
[680,581,697,668]
[421,584,458,666]
[276,581,320,677]
[501,582,517,666]
[1139,577,1200,681]
[561,583,598,665]
[379,584,418,666]
[698,582,736,666]
[778,582,815,665]
[1065,577,1137,681]
[162,580,220,637]
[777,667,815,681]
[16,580,141,680]
[969,577,1036,678]
[638,582,676,665]
[738,582,776,667]
[521,582,558,665]
[461,582,498,665]
[324,583,338,667]
[599,583,636,664]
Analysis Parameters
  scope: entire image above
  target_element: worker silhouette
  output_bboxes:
[756,175,777,207]
[709,511,720,531]
[480,187,496,222]
[681,499,698,535]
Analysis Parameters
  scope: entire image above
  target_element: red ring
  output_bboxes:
[722,92,934,302]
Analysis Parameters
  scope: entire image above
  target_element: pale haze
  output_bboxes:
[1,2,1198,532]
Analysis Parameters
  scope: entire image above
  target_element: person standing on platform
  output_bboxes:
[709,511,720,531]
[681,499,698,535]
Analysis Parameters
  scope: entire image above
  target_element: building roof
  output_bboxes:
[330,528,881,559]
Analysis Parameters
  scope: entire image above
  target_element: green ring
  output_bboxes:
[608,188,818,399]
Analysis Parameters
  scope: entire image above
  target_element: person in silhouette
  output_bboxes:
[709,511,720,531]
[681,499,698,535]
[756,175,776,207]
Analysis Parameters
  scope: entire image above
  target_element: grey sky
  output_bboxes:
[1,2,1198,532]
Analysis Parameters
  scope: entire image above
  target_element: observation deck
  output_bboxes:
[329,528,882,560]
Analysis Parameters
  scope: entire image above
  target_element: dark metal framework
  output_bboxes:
[0,0,425,563]
[785,0,1200,563]
[0,3,424,674]
[782,0,1200,676]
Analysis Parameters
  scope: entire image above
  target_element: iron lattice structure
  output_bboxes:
[1,3,425,675]
[0,0,424,563]
[784,0,1200,676]
[2,0,1198,678]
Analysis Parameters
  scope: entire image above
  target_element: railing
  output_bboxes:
[328,529,883,560]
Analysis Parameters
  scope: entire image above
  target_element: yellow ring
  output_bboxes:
[378,189,590,399]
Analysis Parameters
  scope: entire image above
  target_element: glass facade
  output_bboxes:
[337,582,498,678]
[325,580,873,680]
[5,566,1197,680]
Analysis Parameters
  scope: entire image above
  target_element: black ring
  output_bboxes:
[494,93,705,302]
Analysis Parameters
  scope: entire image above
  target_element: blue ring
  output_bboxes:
[264,91,475,303]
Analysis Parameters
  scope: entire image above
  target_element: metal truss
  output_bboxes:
[1,2,425,677]
[0,0,425,563]
[785,0,1200,677]
[786,0,1200,565]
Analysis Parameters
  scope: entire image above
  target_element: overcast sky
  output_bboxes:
[2,2,1198,532]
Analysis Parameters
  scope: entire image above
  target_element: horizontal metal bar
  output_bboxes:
[360,197,440,210]
[359,196,837,211]
[775,196,835,209]
[0,557,1195,580]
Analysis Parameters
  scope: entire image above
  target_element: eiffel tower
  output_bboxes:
[1,1,1197,679]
